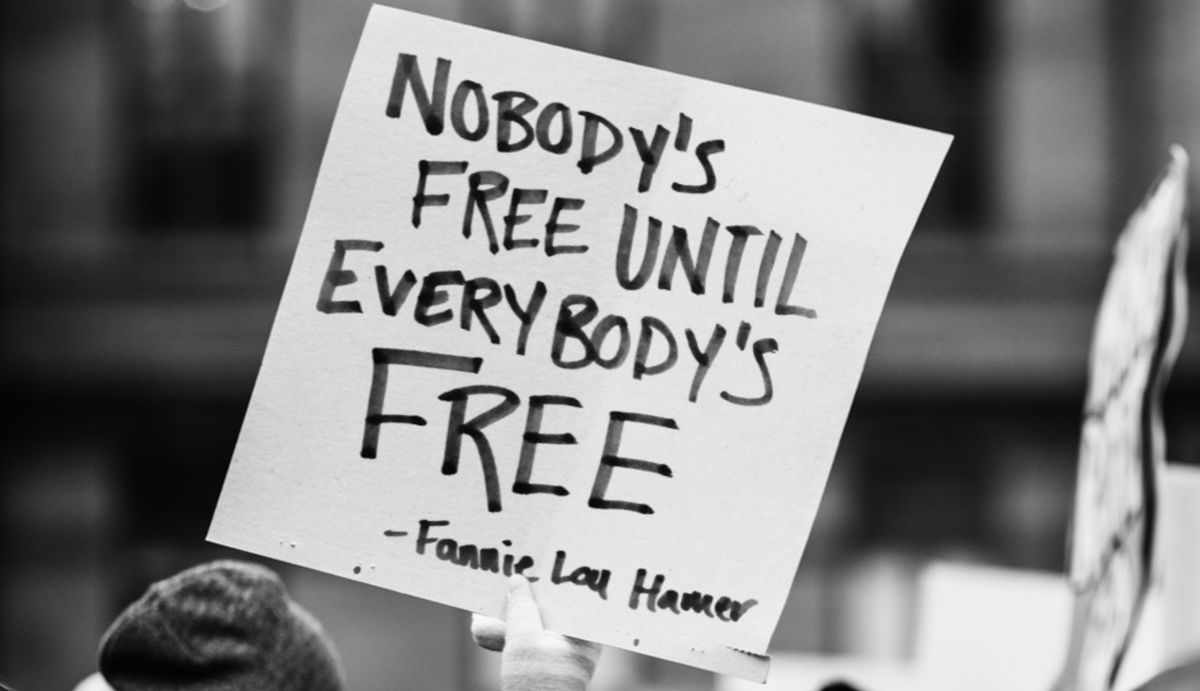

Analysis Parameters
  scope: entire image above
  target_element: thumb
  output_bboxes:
[471,613,507,652]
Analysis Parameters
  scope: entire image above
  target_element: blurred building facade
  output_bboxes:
[1,1,1197,690]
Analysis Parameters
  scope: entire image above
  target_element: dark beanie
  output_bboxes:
[98,560,345,691]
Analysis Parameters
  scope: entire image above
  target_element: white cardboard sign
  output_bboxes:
[1055,147,1190,691]
[208,5,950,680]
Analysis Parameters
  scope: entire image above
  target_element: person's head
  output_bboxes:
[93,560,345,691]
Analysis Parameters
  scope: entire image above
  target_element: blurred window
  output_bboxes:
[852,0,995,232]
[109,0,287,234]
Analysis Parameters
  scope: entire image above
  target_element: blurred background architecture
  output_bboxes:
[2,1,1198,690]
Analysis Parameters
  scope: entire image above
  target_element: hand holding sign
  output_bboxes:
[473,575,603,691]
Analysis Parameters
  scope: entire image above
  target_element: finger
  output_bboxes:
[504,574,544,635]
[471,613,507,652]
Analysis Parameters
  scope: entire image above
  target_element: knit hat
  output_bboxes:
[98,560,345,691]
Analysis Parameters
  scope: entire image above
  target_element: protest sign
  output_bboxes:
[208,4,950,679]
[1054,147,1190,691]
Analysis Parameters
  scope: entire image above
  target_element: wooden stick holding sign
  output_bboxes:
[208,5,950,681]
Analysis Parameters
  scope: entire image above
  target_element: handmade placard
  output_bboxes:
[1055,147,1190,691]
[209,4,950,680]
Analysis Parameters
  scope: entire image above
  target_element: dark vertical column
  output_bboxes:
[1103,0,1163,231]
